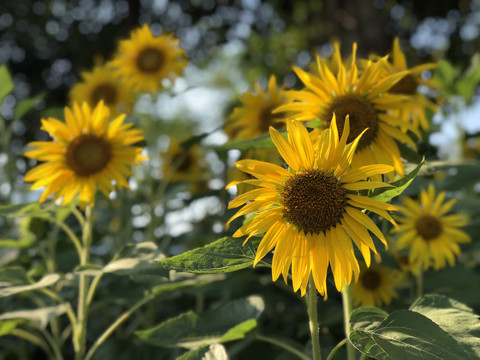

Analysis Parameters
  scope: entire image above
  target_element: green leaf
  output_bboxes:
[350,307,389,333]
[410,294,480,359]
[0,237,35,248]
[14,92,45,120]
[369,159,425,203]
[177,344,228,360]
[136,295,264,349]
[0,304,70,328]
[0,267,28,285]
[156,236,268,274]
[433,60,461,92]
[0,274,60,298]
[350,309,471,360]
[218,132,278,151]
[0,319,26,336]
[0,65,14,103]
[0,201,75,220]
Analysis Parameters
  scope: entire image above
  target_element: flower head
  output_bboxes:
[393,184,470,270]
[275,43,417,178]
[24,102,147,206]
[228,117,397,296]
[69,64,135,116]
[110,24,187,94]
[352,263,404,307]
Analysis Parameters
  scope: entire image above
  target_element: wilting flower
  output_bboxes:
[110,24,187,94]
[352,263,404,307]
[228,117,396,296]
[275,43,417,178]
[24,102,146,205]
[69,64,135,116]
[393,184,470,270]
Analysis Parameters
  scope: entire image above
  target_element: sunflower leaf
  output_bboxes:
[369,158,425,203]
[155,236,269,274]
[219,132,281,151]
[136,295,264,349]
[0,65,14,103]
[350,308,472,360]
[0,273,60,298]
[0,304,71,328]
[177,344,228,360]
[410,294,480,359]
[14,92,45,121]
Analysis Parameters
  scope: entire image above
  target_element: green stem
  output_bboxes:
[326,338,347,360]
[30,323,64,360]
[341,285,356,360]
[74,204,94,360]
[306,276,322,360]
[48,217,83,261]
[11,328,52,358]
[84,292,156,360]
[254,334,310,360]
[416,267,424,298]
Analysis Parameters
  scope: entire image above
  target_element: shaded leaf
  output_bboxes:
[218,132,278,151]
[0,319,26,337]
[156,237,267,274]
[0,274,60,298]
[0,65,13,103]
[0,304,70,328]
[350,309,471,360]
[410,294,480,359]
[14,92,45,120]
[136,295,264,349]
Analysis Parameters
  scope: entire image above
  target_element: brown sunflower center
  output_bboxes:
[280,169,346,234]
[258,105,285,133]
[66,134,112,177]
[322,94,378,150]
[136,47,165,73]
[172,152,193,172]
[415,214,442,241]
[91,83,117,106]
[388,74,418,95]
[361,270,381,290]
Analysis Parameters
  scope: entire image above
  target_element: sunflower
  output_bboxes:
[69,64,135,116]
[393,184,471,270]
[275,43,417,178]
[225,75,289,140]
[110,24,187,94]
[227,116,397,296]
[352,263,403,307]
[24,102,147,206]
[386,38,438,134]
[162,138,207,183]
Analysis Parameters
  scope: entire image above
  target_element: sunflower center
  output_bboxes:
[415,214,442,241]
[91,83,117,106]
[388,74,418,95]
[259,105,285,133]
[361,270,381,290]
[66,135,112,177]
[136,47,165,73]
[322,94,378,150]
[280,169,346,234]
[172,152,193,172]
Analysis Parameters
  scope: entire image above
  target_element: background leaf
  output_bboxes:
[0,304,70,328]
[136,295,264,349]
[177,344,229,360]
[0,65,13,103]
[0,274,60,298]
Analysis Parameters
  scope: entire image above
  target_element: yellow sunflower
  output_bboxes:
[110,24,187,94]
[225,75,289,140]
[275,43,417,178]
[162,138,207,183]
[386,38,438,134]
[24,102,147,206]
[227,116,397,296]
[69,64,135,116]
[393,184,471,270]
[352,263,403,307]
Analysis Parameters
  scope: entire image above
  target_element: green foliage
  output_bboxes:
[14,92,45,121]
[350,295,480,360]
[0,273,60,298]
[136,295,264,349]
[0,305,70,328]
[0,65,13,103]
[177,344,228,360]
[218,132,278,151]
[156,236,269,274]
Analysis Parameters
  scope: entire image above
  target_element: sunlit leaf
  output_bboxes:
[177,344,228,360]
[0,65,13,103]
[0,274,60,298]
[0,319,25,337]
[0,304,70,328]
[218,132,278,151]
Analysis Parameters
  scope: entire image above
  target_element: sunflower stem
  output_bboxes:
[416,267,424,298]
[254,334,310,360]
[306,276,322,360]
[74,204,93,360]
[326,338,347,360]
[341,284,356,360]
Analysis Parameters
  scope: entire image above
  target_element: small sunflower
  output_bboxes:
[162,138,207,183]
[69,64,135,116]
[228,116,397,296]
[386,38,438,134]
[225,75,289,140]
[24,102,147,206]
[110,24,187,94]
[393,184,471,270]
[275,43,417,178]
[352,263,403,307]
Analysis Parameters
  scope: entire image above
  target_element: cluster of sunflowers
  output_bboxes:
[23,23,470,317]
